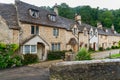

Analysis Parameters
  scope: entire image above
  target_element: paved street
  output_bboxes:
[0,49,120,80]
[0,60,62,80]
[91,49,120,59]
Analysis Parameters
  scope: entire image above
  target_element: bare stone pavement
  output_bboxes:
[0,49,120,80]
[0,60,63,80]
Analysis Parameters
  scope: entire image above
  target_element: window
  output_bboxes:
[36,26,39,34]
[31,26,35,34]
[31,45,36,53]
[48,14,56,22]
[73,28,78,35]
[53,28,59,37]
[90,31,93,36]
[95,32,97,37]
[31,25,39,34]
[51,43,60,51]
[24,45,37,54]
[84,30,87,36]
[29,9,39,18]
[24,45,30,53]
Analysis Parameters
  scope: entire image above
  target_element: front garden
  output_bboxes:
[0,43,39,69]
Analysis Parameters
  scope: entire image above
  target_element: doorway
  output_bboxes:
[37,43,45,60]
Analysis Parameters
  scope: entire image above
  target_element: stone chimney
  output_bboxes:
[111,24,114,30]
[53,3,58,15]
[75,13,81,25]
[97,22,103,29]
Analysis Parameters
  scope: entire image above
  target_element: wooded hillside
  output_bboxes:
[42,3,120,33]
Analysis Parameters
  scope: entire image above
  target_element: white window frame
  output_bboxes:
[48,14,56,22]
[23,45,37,54]
[51,43,61,51]
[29,9,39,18]
[53,28,59,37]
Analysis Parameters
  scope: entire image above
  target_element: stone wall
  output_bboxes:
[19,22,78,51]
[50,59,120,80]
[0,16,13,44]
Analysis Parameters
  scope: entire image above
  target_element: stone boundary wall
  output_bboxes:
[50,59,120,80]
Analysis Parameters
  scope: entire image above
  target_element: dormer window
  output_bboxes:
[72,24,78,35]
[48,14,56,22]
[90,31,93,36]
[29,9,39,18]
[114,31,117,34]
[73,28,78,35]
[95,32,97,37]
[106,29,108,32]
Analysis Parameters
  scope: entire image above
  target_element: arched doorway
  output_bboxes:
[67,38,78,53]
[37,43,45,60]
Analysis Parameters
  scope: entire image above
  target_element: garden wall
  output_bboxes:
[50,59,120,80]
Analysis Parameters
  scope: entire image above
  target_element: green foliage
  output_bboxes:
[47,51,66,60]
[106,47,111,50]
[49,3,120,33]
[118,41,120,48]
[88,47,95,52]
[111,46,115,49]
[99,47,104,51]
[76,48,92,60]
[110,53,120,58]
[0,43,22,69]
[23,54,39,65]
[111,46,119,49]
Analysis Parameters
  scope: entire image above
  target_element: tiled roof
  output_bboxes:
[15,0,74,30]
[0,0,120,37]
[0,3,20,30]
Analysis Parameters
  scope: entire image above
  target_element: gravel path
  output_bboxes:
[0,60,62,80]
[91,49,120,59]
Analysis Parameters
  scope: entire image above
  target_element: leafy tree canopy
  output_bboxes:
[41,3,120,33]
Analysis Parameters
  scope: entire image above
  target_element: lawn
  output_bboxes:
[111,53,120,58]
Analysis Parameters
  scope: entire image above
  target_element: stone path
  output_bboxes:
[91,49,120,59]
[0,60,63,80]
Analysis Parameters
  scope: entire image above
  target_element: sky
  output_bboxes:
[0,0,120,10]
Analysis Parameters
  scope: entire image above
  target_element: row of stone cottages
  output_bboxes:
[0,0,120,61]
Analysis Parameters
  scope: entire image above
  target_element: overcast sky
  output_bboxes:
[0,0,120,10]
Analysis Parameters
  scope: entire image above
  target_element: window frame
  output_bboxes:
[72,27,78,35]
[48,14,56,22]
[31,25,39,35]
[23,45,37,54]
[53,28,59,37]
[29,9,39,18]
[51,43,61,51]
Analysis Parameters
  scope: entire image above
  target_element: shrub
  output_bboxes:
[75,48,92,60]
[111,46,115,49]
[47,51,66,60]
[106,47,111,50]
[118,41,120,48]
[23,54,39,65]
[99,47,104,51]
[111,46,120,49]
[0,43,22,69]
[88,47,94,52]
